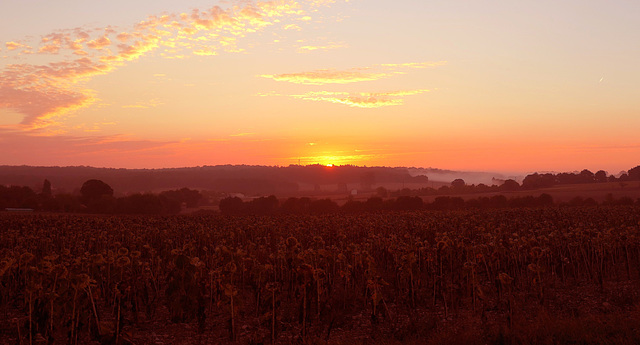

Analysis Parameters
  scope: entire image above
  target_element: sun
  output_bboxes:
[326,164,334,167]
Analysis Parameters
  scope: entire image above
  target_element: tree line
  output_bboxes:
[3,164,640,215]
[521,165,640,189]
[387,165,640,197]
[218,193,640,215]
[0,179,203,214]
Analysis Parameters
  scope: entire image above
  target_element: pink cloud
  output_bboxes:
[5,41,29,51]
[1,0,340,128]
[75,30,90,41]
[116,32,131,42]
[38,44,61,54]
[0,85,91,125]
[276,89,432,108]
[86,36,112,50]
[0,58,114,127]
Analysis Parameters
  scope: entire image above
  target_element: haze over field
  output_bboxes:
[1,0,639,173]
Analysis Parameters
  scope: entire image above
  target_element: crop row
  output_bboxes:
[1,207,640,344]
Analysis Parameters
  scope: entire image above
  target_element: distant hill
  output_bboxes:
[0,164,485,196]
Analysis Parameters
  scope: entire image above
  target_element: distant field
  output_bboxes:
[292,181,640,205]
[296,181,447,194]
[420,181,640,203]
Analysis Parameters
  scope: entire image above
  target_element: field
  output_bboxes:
[2,207,640,344]
[286,181,640,207]
[411,181,640,204]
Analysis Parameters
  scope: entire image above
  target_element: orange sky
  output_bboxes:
[1,0,639,174]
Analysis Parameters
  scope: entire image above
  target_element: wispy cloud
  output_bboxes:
[0,57,112,127]
[261,61,445,85]
[86,36,112,50]
[259,61,441,108]
[1,0,341,130]
[284,24,302,31]
[379,62,446,69]
[290,89,431,108]
[122,98,163,109]
[261,69,390,85]
[5,41,30,51]
[297,42,347,52]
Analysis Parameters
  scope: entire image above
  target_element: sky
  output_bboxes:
[1,0,639,174]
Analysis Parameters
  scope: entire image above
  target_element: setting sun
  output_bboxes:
[2,1,640,344]
[1,0,639,174]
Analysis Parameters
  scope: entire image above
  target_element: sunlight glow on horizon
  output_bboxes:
[1,0,639,174]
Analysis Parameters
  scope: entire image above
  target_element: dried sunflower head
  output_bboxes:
[498,272,513,285]
[0,259,14,276]
[74,273,92,289]
[93,254,106,265]
[117,247,129,257]
[314,268,326,280]
[20,252,35,265]
[225,262,237,274]
[116,256,131,267]
[265,282,280,291]
[529,246,543,259]
[286,237,298,248]
[223,283,237,297]
[38,260,54,274]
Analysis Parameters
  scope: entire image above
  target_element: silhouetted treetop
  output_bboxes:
[451,179,466,188]
[41,179,52,198]
[594,170,608,183]
[628,166,640,180]
[501,179,520,191]
[80,179,114,204]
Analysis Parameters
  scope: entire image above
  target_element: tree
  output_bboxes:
[395,196,424,210]
[160,188,202,208]
[556,172,578,184]
[80,179,114,205]
[87,195,117,214]
[522,173,556,189]
[365,196,384,211]
[309,199,339,214]
[219,196,244,215]
[594,170,608,183]
[500,179,520,191]
[249,195,279,214]
[578,169,595,183]
[412,175,429,183]
[179,188,202,208]
[117,193,166,214]
[628,166,640,181]
[375,186,388,198]
[281,197,312,214]
[537,193,554,206]
[451,179,466,189]
[0,185,37,209]
[41,179,52,198]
